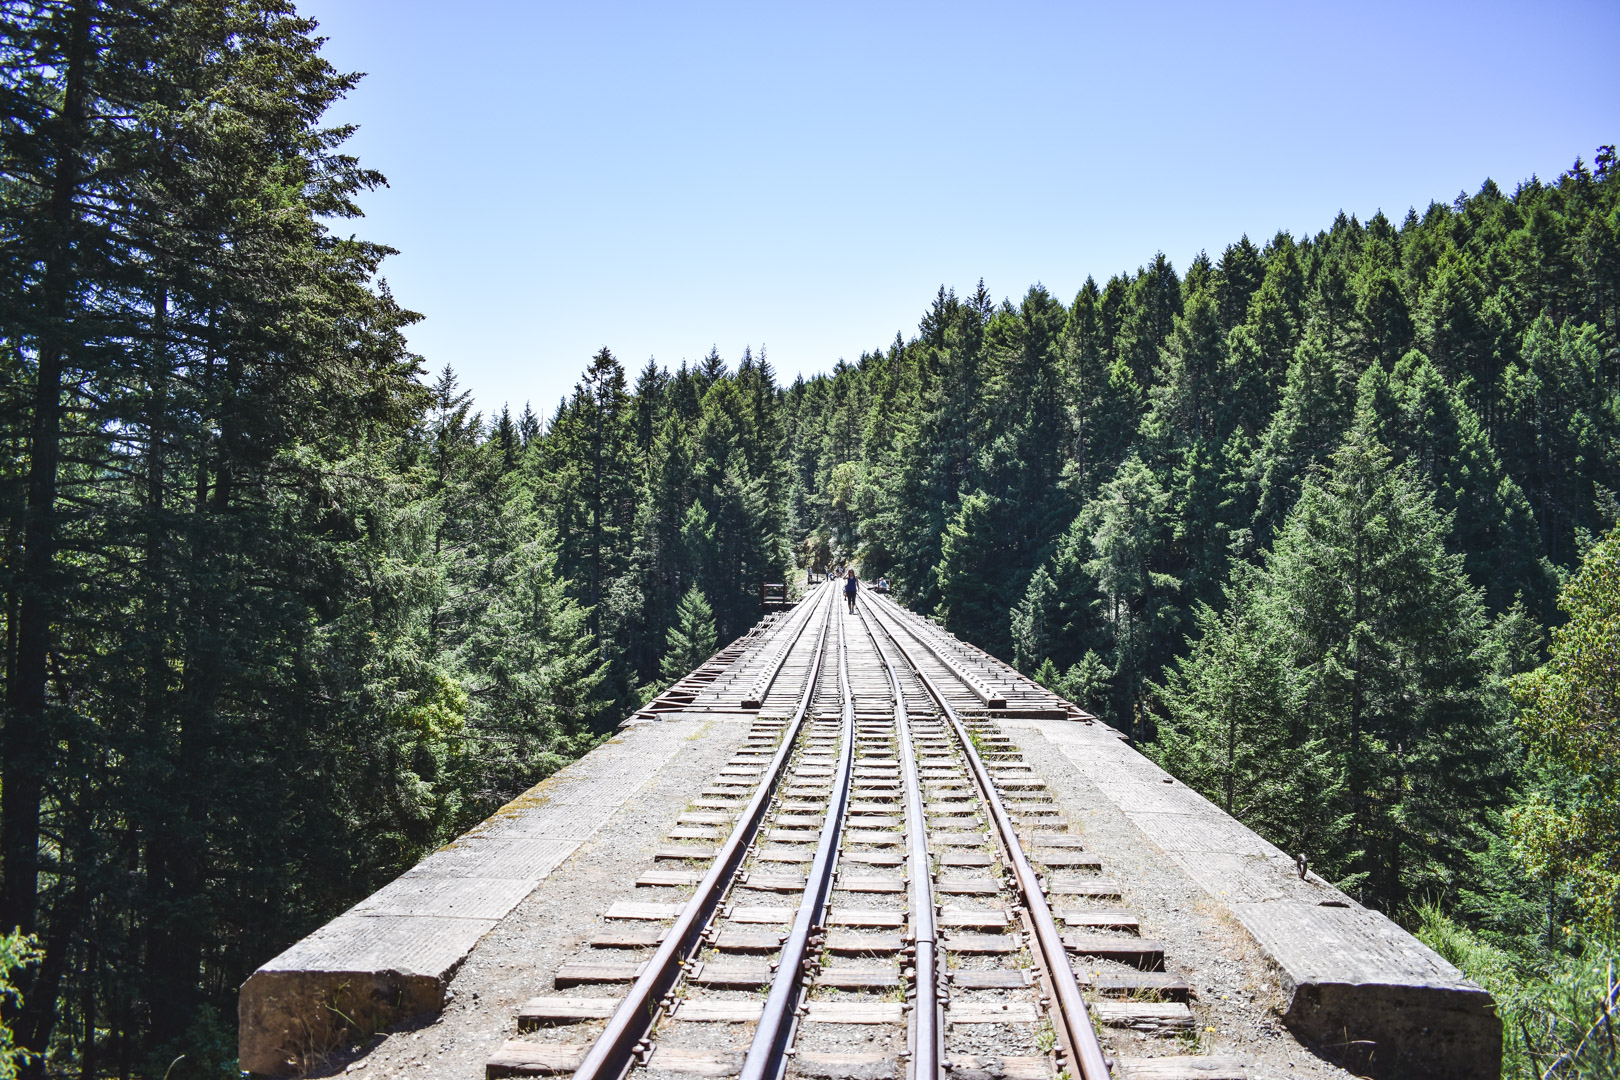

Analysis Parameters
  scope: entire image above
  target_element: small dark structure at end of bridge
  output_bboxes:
[758,581,791,613]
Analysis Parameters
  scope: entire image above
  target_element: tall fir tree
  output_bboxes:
[660,586,718,685]
[1256,424,1513,907]
[1153,569,1342,858]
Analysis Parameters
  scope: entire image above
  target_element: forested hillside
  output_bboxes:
[2,2,1617,1077]
[0,3,782,1075]
[778,157,1620,1077]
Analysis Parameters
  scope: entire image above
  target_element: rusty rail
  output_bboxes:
[741,581,826,709]
[860,593,1111,1080]
[570,586,835,1080]
[866,592,1007,709]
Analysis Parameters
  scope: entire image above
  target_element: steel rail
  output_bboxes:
[854,602,941,1080]
[859,593,1112,1080]
[571,585,836,1080]
[740,581,827,708]
[739,596,858,1080]
[865,593,1006,709]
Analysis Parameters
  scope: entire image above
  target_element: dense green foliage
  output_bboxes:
[2,1,1617,1075]
[1158,423,1516,908]
[779,151,1620,1076]
[1510,526,1620,936]
[661,586,718,685]
[1,2,452,1072]
[0,3,793,1074]
[1421,904,1619,1079]
[0,933,42,1080]
[1415,526,1620,1077]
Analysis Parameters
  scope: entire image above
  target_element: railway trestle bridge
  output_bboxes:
[239,585,1500,1080]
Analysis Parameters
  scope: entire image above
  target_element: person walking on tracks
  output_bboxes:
[843,568,859,613]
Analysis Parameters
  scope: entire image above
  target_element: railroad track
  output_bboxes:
[487,583,1244,1080]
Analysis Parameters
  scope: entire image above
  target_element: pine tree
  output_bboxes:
[1261,424,1512,907]
[1010,566,1055,672]
[1416,245,1493,405]
[495,404,520,472]
[1078,457,1182,738]
[1010,512,1108,676]
[936,491,1012,654]
[544,348,637,641]
[1165,437,1241,611]
[1497,316,1619,566]
[1143,279,1227,447]
[518,402,542,446]
[1250,325,1355,544]
[699,345,727,384]
[688,373,789,641]
[1062,277,1138,496]
[1353,217,1415,368]
[976,286,1078,585]
[1222,263,1299,439]
[1050,651,1114,719]
[859,286,992,606]
[1357,351,1552,615]
[1214,236,1265,332]
[633,359,670,464]
[660,586,718,685]
[1153,569,1341,856]
[1114,254,1182,387]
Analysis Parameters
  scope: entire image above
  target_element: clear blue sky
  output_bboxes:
[299,0,1619,417]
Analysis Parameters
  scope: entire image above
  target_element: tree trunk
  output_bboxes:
[17,884,83,1078]
[143,284,202,1047]
[3,0,94,941]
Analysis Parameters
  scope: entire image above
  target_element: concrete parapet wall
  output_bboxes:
[1028,716,1500,1080]
[237,722,694,1075]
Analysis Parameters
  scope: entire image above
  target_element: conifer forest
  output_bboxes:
[2,2,1619,1077]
